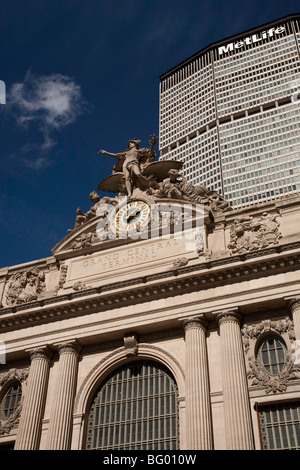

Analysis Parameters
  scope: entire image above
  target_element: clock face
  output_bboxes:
[115,200,150,232]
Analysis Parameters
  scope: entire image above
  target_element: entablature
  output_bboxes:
[0,241,300,333]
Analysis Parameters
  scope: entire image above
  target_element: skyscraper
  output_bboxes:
[159,14,300,209]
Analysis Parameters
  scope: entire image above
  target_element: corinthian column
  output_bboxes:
[183,316,213,450]
[14,346,53,450]
[217,310,254,450]
[286,297,300,339]
[46,340,81,450]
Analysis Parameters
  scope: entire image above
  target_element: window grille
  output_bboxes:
[0,381,22,420]
[85,361,179,450]
[258,402,300,450]
[257,335,287,375]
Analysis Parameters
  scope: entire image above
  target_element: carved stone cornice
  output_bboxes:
[0,245,299,332]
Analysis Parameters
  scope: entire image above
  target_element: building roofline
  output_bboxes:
[160,13,300,80]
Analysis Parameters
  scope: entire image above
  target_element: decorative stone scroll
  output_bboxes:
[55,264,68,292]
[6,268,46,307]
[227,212,281,255]
[124,333,138,357]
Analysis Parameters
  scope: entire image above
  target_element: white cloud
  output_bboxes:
[7,70,89,168]
[9,70,85,129]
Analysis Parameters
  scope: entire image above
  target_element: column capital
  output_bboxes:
[180,315,208,332]
[54,339,82,357]
[285,296,300,312]
[26,346,54,362]
[213,308,242,326]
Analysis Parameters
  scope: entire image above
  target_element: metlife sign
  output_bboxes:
[218,26,286,56]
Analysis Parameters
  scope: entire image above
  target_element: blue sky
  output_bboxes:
[0,0,299,268]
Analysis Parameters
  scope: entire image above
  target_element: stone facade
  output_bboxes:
[1,140,300,450]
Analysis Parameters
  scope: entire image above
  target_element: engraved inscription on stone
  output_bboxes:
[67,238,193,283]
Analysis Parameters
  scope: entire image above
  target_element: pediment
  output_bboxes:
[51,216,118,260]
[51,197,213,261]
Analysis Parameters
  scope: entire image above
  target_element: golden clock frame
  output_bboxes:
[115,199,151,233]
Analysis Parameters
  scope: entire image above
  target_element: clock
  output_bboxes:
[115,200,151,233]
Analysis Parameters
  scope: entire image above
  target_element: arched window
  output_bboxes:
[0,380,22,420]
[257,335,287,375]
[85,360,179,450]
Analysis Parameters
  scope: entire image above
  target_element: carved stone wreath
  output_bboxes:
[247,354,300,394]
[241,317,300,394]
[0,368,29,435]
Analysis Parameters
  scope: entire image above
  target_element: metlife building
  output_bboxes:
[159,14,300,209]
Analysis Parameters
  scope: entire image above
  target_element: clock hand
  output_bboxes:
[127,210,141,223]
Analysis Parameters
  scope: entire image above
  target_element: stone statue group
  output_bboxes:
[70,135,232,232]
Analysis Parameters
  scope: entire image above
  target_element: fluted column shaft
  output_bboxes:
[46,340,81,450]
[217,310,254,450]
[14,347,52,450]
[184,317,213,450]
[288,298,300,339]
